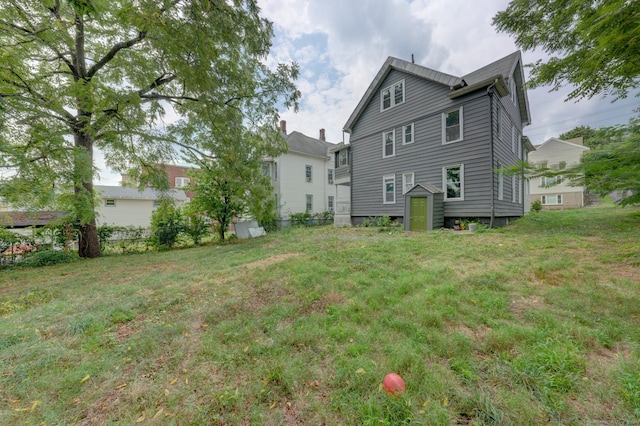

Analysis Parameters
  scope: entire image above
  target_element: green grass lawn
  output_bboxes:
[1,204,639,425]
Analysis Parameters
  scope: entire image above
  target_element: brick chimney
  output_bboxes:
[319,128,326,141]
[280,120,287,135]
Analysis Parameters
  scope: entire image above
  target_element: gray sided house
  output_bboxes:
[342,51,534,228]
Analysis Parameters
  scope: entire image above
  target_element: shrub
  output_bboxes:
[150,197,185,250]
[289,211,313,227]
[362,216,393,227]
[531,199,543,212]
[19,250,79,268]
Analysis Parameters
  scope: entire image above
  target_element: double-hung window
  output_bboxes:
[175,177,190,188]
[305,165,312,182]
[403,123,414,145]
[443,165,463,201]
[383,175,396,204]
[542,195,562,205]
[338,150,348,167]
[380,80,405,111]
[328,196,334,212]
[328,169,334,184]
[510,77,517,104]
[402,172,414,194]
[442,106,463,144]
[541,175,560,187]
[382,130,395,158]
[306,194,313,212]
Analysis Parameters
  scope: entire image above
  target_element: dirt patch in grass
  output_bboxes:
[611,265,640,283]
[244,253,301,269]
[453,323,493,342]
[301,292,347,315]
[510,295,544,319]
[115,315,146,342]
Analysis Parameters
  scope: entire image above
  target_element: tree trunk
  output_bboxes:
[72,11,101,258]
[74,130,101,258]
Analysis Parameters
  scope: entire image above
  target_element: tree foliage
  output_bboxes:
[560,123,629,150]
[186,123,279,241]
[0,0,299,257]
[493,0,640,100]
[509,117,640,206]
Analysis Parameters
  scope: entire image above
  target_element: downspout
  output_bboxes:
[487,82,497,229]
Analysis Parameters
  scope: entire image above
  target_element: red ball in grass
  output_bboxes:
[382,373,405,395]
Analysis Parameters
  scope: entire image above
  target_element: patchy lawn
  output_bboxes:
[1,204,639,425]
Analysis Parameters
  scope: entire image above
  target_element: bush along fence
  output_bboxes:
[289,211,334,227]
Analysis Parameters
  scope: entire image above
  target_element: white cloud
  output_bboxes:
[94,0,639,183]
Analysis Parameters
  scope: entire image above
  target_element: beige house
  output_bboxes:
[95,185,189,227]
[529,137,590,209]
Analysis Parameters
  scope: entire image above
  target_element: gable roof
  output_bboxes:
[0,211,68,228]
[285,131,336,158]
[344,51,531,132]
[407,183,444,194]
[95,185,189,201]
[532,137,591,153]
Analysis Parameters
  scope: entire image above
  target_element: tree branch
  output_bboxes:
[87,31,147,79]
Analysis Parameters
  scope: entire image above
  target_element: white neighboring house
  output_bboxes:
[529,137,590,209]
[95,185,189,228]
[262,121,337,224]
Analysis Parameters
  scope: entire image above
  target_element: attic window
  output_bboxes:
[510,77,517,104]
[380,80,405,111]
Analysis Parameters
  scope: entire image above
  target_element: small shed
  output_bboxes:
[403,184,444,231]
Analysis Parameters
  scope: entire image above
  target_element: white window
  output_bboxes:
[403,123,414,145]
[541,175,560,187]
[402,172,414,194]
[382,130,395,158]
[443,165,464,201]
[511,125,516,153]
[338,150,348,167]
[510,76,517,104]
[512,175,517,203]
[383,175,396,204]
[380,80,405,111]
[442,106,463,144]
[328,169,334,184]
[497,162,504,201]
[305,165,312,182]
[542,195,563,205]
[105,199,116,207]
[328,196,334,212]
[306,194,313,212]
[261,162,272,178]
[175,177,190,188]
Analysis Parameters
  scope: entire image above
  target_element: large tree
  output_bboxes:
[0,0,299,257]
[493,0,640,100]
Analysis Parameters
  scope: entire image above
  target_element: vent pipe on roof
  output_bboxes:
[411,53,415,64]
[319,128,326,141]
[280,120,287,135]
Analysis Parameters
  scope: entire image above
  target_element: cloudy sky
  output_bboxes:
[96,0,638,184]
